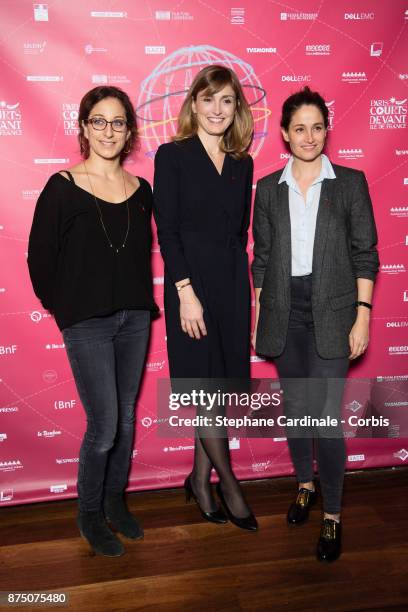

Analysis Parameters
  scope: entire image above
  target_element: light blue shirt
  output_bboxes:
[278,154,336,276]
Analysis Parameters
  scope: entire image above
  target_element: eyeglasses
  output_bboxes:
[85,117,128,132]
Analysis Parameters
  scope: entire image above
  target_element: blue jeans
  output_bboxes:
[62,310,150,512]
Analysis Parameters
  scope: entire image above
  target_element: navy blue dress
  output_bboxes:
[153,135,253,378]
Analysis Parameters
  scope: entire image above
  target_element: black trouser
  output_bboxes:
[274,275,349,514]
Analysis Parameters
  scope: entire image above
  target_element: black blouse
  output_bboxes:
[28,173,158,330]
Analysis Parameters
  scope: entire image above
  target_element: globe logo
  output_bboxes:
[136,45,269,159]
[141,417,153,428]
[30,310,42,323]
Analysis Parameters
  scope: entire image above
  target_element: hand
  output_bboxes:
[179,287,207,339]
[252,289,262,352]
[349,315,370,360]
[251,324,258,351]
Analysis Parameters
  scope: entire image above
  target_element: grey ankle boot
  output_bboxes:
[77,510,125,556]
[103,492,144,540]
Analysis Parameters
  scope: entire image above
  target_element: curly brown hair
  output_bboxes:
[78,86,138,160]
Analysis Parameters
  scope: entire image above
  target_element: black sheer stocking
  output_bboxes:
[190,436,216,512]
[191,432,251,518]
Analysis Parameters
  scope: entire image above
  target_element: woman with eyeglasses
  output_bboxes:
[28,86,158,557]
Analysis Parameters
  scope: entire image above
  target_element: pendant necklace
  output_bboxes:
[84,161,130,254]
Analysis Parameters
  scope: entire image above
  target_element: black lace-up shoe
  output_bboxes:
[287,487,317,525]
[316,518,342,562]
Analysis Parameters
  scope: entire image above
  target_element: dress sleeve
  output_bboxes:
[349,171,379,281]
[153,144,190,283]
[241,155,254,248]
[27,175,62,311]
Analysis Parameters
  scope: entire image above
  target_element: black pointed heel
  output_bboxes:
[184,475,228,524]
[215,483,258,532]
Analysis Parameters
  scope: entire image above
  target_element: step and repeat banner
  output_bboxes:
[0,1,407,506]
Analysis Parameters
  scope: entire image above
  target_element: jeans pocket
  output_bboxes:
[62,315,114,345]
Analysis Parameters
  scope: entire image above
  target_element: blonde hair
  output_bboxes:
[174,65,253,159]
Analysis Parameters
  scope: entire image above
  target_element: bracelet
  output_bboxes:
[176,281,191,292]
[355,301,372,310]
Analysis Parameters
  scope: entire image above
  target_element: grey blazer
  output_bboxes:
[251,163,379,359]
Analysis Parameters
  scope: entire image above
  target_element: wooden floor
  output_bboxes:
[0,468,407,612]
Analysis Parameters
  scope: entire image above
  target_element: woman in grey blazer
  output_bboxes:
[252,87,379,562]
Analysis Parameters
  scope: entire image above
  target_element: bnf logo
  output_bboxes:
[0,345,17,355]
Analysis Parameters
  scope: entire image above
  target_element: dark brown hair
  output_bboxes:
[174,65,253,159]
[281,86,329,131]
[78,86,138,159]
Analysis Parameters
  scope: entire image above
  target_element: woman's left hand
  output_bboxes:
[348,315,370,360]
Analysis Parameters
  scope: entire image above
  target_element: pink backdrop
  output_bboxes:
[0,1,407,506]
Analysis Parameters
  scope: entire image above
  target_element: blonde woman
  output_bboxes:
[153,65,257,531]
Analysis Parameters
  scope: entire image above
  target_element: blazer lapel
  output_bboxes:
[312,179,335,302]
[277,181,291,306]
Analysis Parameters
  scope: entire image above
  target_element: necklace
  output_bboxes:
[84,162,130,254]
[205,146,222,161]
[204,146,225,175]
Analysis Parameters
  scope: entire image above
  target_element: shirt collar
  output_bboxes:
[278,154,336,188]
